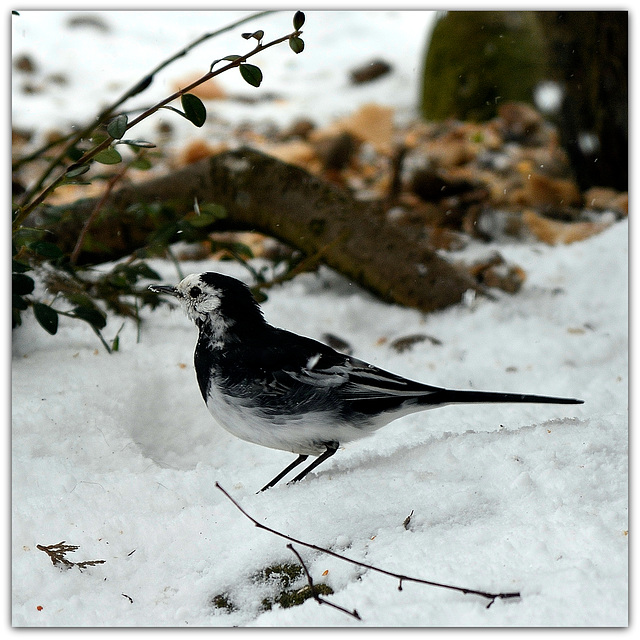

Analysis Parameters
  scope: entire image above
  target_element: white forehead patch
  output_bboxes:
[175,273,223,322]
[177,273,207,292]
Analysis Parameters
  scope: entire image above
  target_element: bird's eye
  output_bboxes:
[189,286,202,298]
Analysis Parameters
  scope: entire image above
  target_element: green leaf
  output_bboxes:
[107,114,128,140]
[188,213,220,228]
[181,93,207,128]
[72,306,107,330]
[12,295,29,311]
[210,55,242,71]
[111,322,125,352]
[132,262,162,281]
[293,10,305,30]
[129,74,153,97]
[13,227,46,248]
[65,292,97,309]
[196,202,227,219]
[30,241,64,259]
[129,156,153,170]
[13,308,23,328]
[94,147,123,165]
[239,64,263,87]
[289,36,305,54]
[33,303,59,335]
[65,164,91,178]
[12,259,32,273]
[212,240,254,261]
[114,139,156,149]
[242,30,264,41]
[66,146,84,162]
[12,273,35,296]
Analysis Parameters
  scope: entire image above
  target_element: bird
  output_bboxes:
[149,271,583,492]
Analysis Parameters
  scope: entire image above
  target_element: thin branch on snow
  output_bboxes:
[215,482,521,612]
[37,541,105,571]
[286,543,361,621]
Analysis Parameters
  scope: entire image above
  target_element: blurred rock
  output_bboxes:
[318,103,394,155]
[350,59,393,84]
[66,14,110,32]
[178,140,228,166]
[409,167,478,202]
[390,333,442,353]
[510,172,582,213]
[13,54,37,73]
[313,132,358,171]
[468,253,527,294]
[262,140,317,168]
[321,333,353,355]
[497,102,546,144]
[522,209,613,244]
[584,187,628,217]
[279,118,316,140]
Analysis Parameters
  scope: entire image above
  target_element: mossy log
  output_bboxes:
[420,11,548,122]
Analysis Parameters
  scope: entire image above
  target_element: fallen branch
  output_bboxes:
[215,483,520,611]
[38,148,478,313]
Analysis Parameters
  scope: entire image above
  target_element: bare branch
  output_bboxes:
[215,483,521,609]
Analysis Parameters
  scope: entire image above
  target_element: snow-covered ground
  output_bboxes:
[11,8,628,629]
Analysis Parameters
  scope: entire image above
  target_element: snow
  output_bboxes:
[10,7,628,629]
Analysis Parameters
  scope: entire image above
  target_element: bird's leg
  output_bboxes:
[258,454,309,493]
[288,443,339,485]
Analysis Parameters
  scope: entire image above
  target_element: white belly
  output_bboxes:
[204,382,373,456]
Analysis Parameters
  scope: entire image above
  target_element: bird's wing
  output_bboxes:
[282,351,439,401]
[230,328,440,402]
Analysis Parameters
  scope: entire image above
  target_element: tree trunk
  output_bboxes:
[41,147,477,313]
[536,11,628,191]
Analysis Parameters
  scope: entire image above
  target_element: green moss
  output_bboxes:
[259,562,303,588]
[211,592,236,612]
[257,562,333,611]
[420,11,549,122]
[212,562,333,615]
[262,584,334,611]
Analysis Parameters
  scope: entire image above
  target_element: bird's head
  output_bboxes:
[149,272,264,333]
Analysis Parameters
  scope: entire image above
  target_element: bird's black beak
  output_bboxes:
[148,284,179,297]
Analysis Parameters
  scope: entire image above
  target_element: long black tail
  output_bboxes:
[423,389,583,407]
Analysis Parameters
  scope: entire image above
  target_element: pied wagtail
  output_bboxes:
[150,272,583,492]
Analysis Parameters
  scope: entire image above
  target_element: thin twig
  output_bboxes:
[37,541,105,571]
[70,162,131,265]
[215,482,520,610]
[286,543,361,621]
